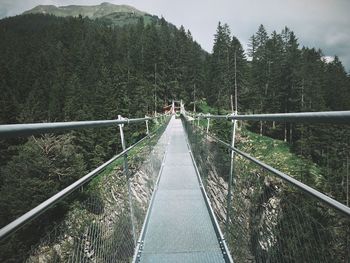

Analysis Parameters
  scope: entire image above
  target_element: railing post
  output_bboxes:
[118,115,137,247]
[172,100,175,114]
[145,115,152,153]
[202,115,211,190]
[180,100,183,115]
[226,112,237,236]
[145,115,149,136]
[206,114,211,139]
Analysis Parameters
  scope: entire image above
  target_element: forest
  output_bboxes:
[0,12,349,261]
[208,22,350,207]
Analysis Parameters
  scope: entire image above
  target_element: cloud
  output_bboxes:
[0,0,54,17]
[0,7,8,18]
[0,0,349,71]
[322,56,335,64]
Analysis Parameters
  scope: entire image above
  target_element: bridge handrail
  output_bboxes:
[0,115,166,138]
[208,131,350,217]
[182,114,350,217]
[197,110,350,123]
[0,119,167,241]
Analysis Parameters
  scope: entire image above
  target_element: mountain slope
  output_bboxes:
[0,12,206,262]
[23,2,156,26]
[23,2,146,18]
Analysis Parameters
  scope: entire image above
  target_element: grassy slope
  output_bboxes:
[26,119,168,261]
[87,118,167,191]
[23,3,156,27]
[238,128,323,187]
[23,3,146,18]
[196,100,324,188]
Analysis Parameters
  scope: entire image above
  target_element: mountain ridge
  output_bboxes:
[23,2,147,18]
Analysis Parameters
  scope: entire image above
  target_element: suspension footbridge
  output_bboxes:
[0,104,350,262]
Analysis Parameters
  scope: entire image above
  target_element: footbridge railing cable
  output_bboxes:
[0,117,154,138]
[1,105,350,262]
[0,113,171,262]
[199,111,350,123]
[182,109,350,262]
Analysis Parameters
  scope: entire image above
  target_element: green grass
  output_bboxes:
[87,140,146,190]
[238,128,322,185]
[197,99,216,114]
[87,157,124,190]
[87,119,167,190]
[193,113,323,187]
[192,102,323,185]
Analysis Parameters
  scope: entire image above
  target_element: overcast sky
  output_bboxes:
[1,0,350,71]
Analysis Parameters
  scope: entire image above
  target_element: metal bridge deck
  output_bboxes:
[138,116,225,263]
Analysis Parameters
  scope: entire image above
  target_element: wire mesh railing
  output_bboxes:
[2,106,349,262]
[0,115,170,263]
[182,114,350,263]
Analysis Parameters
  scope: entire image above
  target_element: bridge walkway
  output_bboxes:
[137,116,226,263]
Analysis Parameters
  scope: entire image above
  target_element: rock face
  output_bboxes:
[26,129,168,262]
[26,122,285,262]
[129,135,167,236]
[187,126,283,262]
[207,168,229,223]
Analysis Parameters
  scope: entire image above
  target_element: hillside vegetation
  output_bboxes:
[22,2,157,26]
[0,4,349,262]
[0,12,205,262]
[24,2,146,17]
[187,106,348,261]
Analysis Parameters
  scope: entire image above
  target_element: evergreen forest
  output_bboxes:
[0,10,349,262]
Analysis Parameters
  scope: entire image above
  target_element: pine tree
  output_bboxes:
[230,36,248,112]
[209,22,231,111]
